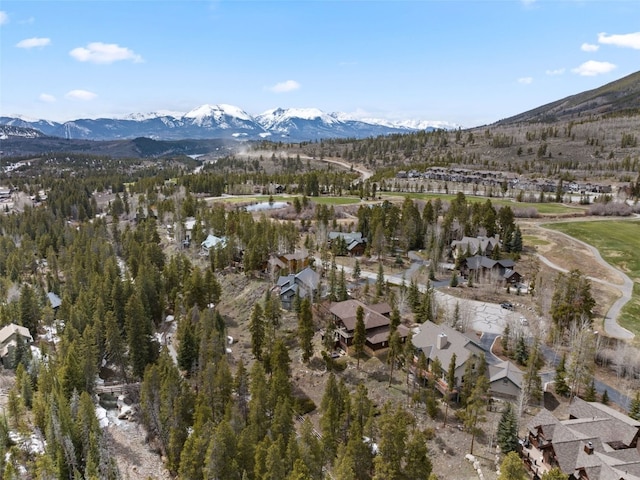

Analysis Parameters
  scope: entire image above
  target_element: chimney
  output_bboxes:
[437,333,448,350]
[584,442,594,455]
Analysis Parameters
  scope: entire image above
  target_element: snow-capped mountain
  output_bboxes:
[0,124,47,139]
[0,104,448,142]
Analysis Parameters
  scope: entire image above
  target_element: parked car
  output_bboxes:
[500,301,514,310]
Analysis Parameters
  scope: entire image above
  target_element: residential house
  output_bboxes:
[276,266,321,310]
[267,251,310,276]
[47,291,62,311]
[328,231,366,256]
[0,323,34,367]
[487,360,523,400]
[200,234,227,256]
[460,255,521,285]
[524,397,640,480]
[412,321,486,396]
[451,235,501,259]
[329,299,409,355]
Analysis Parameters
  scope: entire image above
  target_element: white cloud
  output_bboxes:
[39,93,56,103]
[16,37,51,49]
[518,77,533,85]
[598,32,640,50]
[65,89,97,101]
[571,60,616,76]
[69,42,143,64]
[0,11,8,25]
[581,43,599,52]
[545,68,565,76]
[268,80,301,93]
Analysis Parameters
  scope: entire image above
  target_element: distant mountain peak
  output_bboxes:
[183,104,253,123]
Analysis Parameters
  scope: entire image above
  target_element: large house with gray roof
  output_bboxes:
[460,255,522,285]
[275,266,320,310]
[451,235,501,259]
[412,321,523,400]
[524,397,640,479]
[328,231,366,256]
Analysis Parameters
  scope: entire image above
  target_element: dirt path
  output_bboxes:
[533,222,635,340]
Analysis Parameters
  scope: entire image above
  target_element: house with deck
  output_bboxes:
[329,299,409,356]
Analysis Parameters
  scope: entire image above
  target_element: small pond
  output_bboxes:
[245,201,288,212]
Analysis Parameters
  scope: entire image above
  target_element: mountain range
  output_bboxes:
[0,105,451,142]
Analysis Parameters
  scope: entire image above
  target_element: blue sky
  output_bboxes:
[1,0,639,127]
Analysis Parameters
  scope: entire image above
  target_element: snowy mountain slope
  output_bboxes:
[0,124,47,139]
[1,104,446,141]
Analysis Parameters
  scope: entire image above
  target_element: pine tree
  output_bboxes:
[249,303,265,361]
[387,329,402,387]
[354,305,366,370]
[338,268,348,301]
[601,389,609,405]
[204,420,239,480]
[554,353,570,397]
[514,335,528,365]
[298,298,314,363]
[522,340,543,403]
[177,316,199,374]
[404,429,433,480]
[373,403,408,480]
[461,370,489,454]
[352,259,361,282]
[501,324,510,357]
[443,353,457,427]
[496,403,519,454]
[584,378,597,402]
[376,263,385,299]
[629,392,640,420]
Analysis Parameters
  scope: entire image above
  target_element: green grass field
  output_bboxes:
[379,192,582,215]
[546,220,640,337]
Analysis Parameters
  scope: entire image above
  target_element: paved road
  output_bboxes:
[334,254,633,412]
[538,344,631,411]
[535,224,634,340]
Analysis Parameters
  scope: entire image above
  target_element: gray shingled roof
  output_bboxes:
[411,321,479,371]
[488,360,523,389]
[328,231,364,244]
[569,397,640,446]
[528,402,640,480]
[451,235,500,255]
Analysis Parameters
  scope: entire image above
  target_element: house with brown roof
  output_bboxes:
[329,299,409,356]
[524,397,640,480]
[267,250,310,276]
